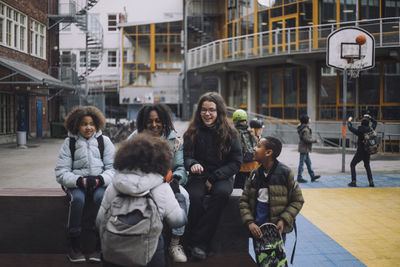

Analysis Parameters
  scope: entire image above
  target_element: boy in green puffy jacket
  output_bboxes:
[239,136,304,243]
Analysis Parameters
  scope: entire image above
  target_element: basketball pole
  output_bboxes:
[342,70,347,173]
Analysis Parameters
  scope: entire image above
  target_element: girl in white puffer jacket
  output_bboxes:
[55,106,115,263]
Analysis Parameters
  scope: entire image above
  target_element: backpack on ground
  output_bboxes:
[238,128,257,162]
[363,128,378,155]
[99,193,163,266]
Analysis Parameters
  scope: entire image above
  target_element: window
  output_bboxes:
[0,2,27,52]
[30,18,46,58]
[108,14,117,31]
[0,93,15,135]
[80,51,86,67]
[108,51,117,67]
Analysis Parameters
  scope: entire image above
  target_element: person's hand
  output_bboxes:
[85,176,104,189]
[76,177,86,189]
[348,116,352,122]
[191,164,204,174]
[249,223,262,239]
[316,139,320,143]
[276,219,285,234]
[205,180,212,191]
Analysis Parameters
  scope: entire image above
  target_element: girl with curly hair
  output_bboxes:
[96,133,187,267]
[127,104,189,263]
[183,92,243,260]
[55,106,115,263]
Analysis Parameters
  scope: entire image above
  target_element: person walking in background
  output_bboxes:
[249,118,264,141]
[347,113,377,187]
[127,103,189,263]
[55,106,115,263]
[296,114,321,183]
[239,136,304,265]
[232,109,258,189]
[97,134,187,267]
[183,92,242,260]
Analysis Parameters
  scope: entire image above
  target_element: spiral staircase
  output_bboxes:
[48,0,104,83]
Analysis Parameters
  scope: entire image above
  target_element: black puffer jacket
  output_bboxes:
[183,125,242,184]
[347,118,377,151]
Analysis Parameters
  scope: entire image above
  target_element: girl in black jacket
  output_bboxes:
[183,92,242,260]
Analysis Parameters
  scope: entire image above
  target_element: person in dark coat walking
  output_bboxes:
[347,114,377,187]
[296,115,320,183]
[183,92,243,260]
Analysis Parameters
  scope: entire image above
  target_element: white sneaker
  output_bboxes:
[169,244,187,262]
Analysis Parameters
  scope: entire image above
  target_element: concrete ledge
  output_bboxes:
[0,188,249,255]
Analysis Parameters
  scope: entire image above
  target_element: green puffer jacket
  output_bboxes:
[239,161,304,234]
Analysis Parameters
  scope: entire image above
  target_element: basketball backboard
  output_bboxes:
[327,27,375,71]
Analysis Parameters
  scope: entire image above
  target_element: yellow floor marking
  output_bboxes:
[301,188,400,267]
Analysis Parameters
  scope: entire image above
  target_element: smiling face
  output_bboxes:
[200,101,218,126]
[79,116,96,139]
[145,110,163,136]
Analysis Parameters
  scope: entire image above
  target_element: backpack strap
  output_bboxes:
[69,137,76,168]
[288,181,299,265]
[97,135,104,161]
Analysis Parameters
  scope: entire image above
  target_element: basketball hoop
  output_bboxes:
[343,56,365,79]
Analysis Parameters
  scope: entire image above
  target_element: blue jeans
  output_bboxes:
[67,187,105,233]
[297,153,315,180]
[171,185,190,236]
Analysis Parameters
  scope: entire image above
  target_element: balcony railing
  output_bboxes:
[187,17,400,70]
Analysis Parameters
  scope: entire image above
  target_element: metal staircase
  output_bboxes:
[48,0,104,83]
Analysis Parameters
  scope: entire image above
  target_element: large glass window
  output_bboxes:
[0,3,27,52]
[384,0,400,18]
[320,0,337,24]
[30,18,45,59]
[360,0,380,20]
[383,62,400,103]
[258,67,306,120]
[0,93,15,134]
[340,0,357,22]
[228,72,248,109]
[107,51,117,67]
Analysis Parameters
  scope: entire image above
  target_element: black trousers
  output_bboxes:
[233,172,250,189]
[185,176,233,250]
[350,149,373,182]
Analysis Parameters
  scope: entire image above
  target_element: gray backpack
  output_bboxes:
[100,193,163,266]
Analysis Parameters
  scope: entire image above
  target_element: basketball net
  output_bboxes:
[344,57,364,79]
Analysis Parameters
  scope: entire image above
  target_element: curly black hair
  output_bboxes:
[136,104,175,137]
[262,136,282,159]
[64,106,106,134]
[114,133,172,176]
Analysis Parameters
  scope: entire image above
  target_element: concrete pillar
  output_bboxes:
[247,68,256,114]
[306,62,317,124]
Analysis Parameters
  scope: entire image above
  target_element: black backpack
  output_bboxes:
[69,135,104,168]
[238,128,257,163]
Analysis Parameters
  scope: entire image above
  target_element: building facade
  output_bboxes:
[0,0,74,144]
[185,0,400,149]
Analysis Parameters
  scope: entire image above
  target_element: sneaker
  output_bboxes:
[67,248,86,263]
[369,182,375,187]
[88,251,101,263]
[348,181,357,187]
[191,246,206,261]
[311,175,321,182]
[169,244,187,262]
[297,178,308,183]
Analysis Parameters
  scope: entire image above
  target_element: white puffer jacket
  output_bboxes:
[55,130,115,188]
[96,170,187,229]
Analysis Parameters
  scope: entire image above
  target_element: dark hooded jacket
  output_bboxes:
[297,124,317,153]
[347,117,377,152]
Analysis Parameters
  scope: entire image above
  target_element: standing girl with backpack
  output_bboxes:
[55,106,115,263]
[347,113,377,187]
[96,134,187,267]
[127,103,190,263]
[183,92,243,260]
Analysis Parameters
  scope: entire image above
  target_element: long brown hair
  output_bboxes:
[183,92,237,159]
